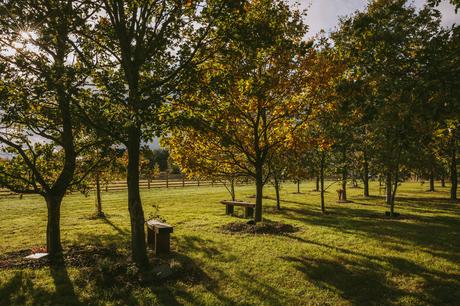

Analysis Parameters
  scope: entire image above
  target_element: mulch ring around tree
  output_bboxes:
[0,245,122,270]
[0,245,212,287]
[220,220,298,235]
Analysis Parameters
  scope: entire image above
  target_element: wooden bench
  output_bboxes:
[146,220,173,255]
[220,200,255,218]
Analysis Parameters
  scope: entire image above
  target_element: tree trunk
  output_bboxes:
[255,163,264,223]
[386,172,392,205]
[95,172,103,217]
[230,179,236,201]
[441,176,445,187]
[45,194,64,259]
[127,127,148,268]
[389,191,395,216]
[451,141,458,201]
[274,175,281,210]
[429,170,435,192]
[363,155,370,197]
[297,180,300,193]
[390,169,399,217]
[351,172,358,188]
[147,174,151,189]
[320,152,325,213]
[315,174,319,192]
[342,166,347,201]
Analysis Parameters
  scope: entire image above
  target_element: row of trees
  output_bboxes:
[0,0,458,268]
[164,0,459,219]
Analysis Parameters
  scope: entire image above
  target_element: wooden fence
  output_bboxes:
[0,177,227,198]
[95,177,225,192]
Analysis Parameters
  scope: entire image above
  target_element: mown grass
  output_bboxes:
[0,181,459,305]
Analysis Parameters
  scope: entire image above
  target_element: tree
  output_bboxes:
[141,147,171,172]
[79,148,125,217]
[422,25,460,200]
[443,27,460,201]
[332,0,444,216]
[163,129,242,201]
[294,38,344,212]
[0,1,104,259]
[168,0,310,222]
[77,0,231,267]
[269,147,296,210]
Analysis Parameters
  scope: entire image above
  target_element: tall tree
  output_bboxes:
[0,0,102,259]
[295,39,344,211]
[78,0,230,267]
[168,0,310,222]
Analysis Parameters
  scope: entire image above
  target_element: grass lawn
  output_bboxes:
[0,181,459,305]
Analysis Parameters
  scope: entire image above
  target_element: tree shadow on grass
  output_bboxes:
[0,271,33,305]
[263,196,310,206]
[277,204,460,265]
[148,251,235,305]
[350,194,460,213]
[177,235,225,258]
[0,262,82,306]
[395,197,460,213]
[62,233,236,305]
[100,216,130,237]
[235,271,297,304]
[282,255,400,305]
[281,242,460,305]
[49,260,82,306]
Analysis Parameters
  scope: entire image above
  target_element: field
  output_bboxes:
[0,181,459,305]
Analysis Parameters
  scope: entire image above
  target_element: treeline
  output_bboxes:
[164,0,459,220]
[0,0,458,268]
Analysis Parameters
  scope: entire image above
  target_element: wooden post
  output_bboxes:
[182,175,185,187]
[166,172,169,188]
[197,178,200,187]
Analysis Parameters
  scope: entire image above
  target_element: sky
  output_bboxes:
[292,0,459,37]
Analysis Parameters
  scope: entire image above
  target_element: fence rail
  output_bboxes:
[0,178,227,197]
[95,178,225,192]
